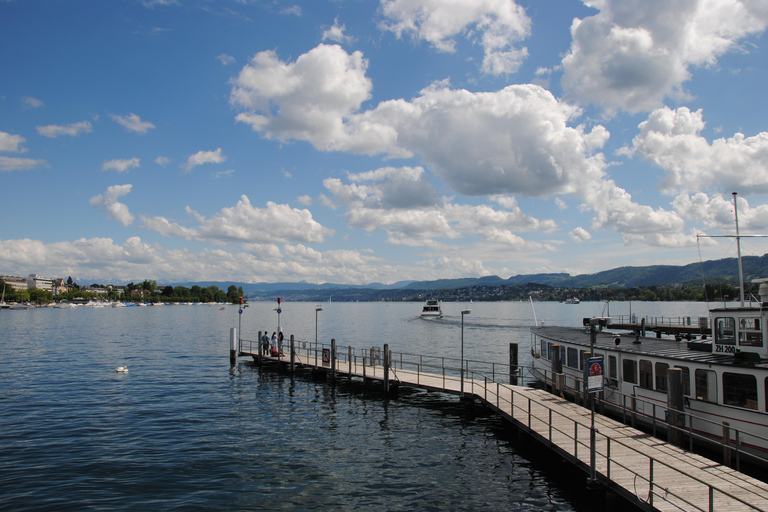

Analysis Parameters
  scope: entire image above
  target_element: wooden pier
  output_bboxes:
[236,333,768,512]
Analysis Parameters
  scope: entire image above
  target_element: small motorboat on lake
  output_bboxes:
[420,299,442,318]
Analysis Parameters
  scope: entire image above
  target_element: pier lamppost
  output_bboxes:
[460,309,471,398]
[315,306,323,346]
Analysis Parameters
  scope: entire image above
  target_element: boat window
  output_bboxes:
[695,369,717,403]
[541,340,548,359]
[608,355,617,380]
[715,317,736,345]
[560,346,566,365]
[738,318,763,347]
[623,359,637,384]
[674,366,690,396]
[723,373,758,410]
[639,360,653,388]
[655,362,669,392]
[566,347,578,369]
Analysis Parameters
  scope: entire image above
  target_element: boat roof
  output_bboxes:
[532,325,768,369]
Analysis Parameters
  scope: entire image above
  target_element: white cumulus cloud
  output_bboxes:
[379,0,532,75]
[36,120,93,138]
[102,157,141,173]
[89,184,135,226]
[561,0,768,113]
[183,148,226,172]
[109,113,155,134]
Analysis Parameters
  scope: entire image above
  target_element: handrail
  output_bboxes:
[471,378,765,511]
[242,336,768,473]
[519,361,768,470]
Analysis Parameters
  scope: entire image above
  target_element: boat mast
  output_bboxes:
[733,192,745,306]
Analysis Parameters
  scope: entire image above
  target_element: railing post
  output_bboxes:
[649,459,654,508]
[348,346,352,381]
[383,344,390,394]
[574,423,578,458]
[607,438,611,480]
[509,343,518,385]
[331,339,336,382]
[290,334,295,373]
[549,409,552,443]
[528,397,531,431]
[229,327,237,366]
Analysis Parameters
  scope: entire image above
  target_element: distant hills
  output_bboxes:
[171,254,768,301]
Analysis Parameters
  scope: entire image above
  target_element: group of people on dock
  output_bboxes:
[260,330,284,357]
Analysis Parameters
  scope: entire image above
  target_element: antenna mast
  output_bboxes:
[733,192,745,306]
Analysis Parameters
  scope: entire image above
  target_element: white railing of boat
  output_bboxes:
[610,314,710,329]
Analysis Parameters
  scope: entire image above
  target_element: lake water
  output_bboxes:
[0,301,704,511]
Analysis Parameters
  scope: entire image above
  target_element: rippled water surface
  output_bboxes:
[1,302,697,510]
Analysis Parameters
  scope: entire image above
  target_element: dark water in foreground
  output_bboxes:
[1,302,689,510]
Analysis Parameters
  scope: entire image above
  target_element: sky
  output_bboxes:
[2,0,768,286]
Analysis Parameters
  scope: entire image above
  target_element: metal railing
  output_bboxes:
[472,380,766,511]
[531,364,768,471]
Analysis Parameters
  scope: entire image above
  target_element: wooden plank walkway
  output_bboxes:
[246,348,768,512]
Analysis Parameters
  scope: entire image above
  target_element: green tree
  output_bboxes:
[29,288,53,304]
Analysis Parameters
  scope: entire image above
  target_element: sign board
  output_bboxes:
[587,357,603,393]
[322,348,331,367]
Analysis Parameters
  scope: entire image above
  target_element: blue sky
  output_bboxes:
[2,0,768,285]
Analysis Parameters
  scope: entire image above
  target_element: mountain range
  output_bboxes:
[172,254,768,300]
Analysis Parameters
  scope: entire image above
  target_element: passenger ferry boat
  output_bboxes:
[530,298,768,457]
[531,193,768,459]
[420,299,442,318]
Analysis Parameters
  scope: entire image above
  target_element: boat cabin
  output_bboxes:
[709,280,768,361]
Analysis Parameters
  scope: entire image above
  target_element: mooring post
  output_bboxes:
[290,334,295,374]
[509,343,518,386]
[331,338,336,383]
[667,368,684,448]
[383,343,390,394]
[723,422,732,467]
[551,344,562,395]
[230,327,237,366]
[257,330,263,366]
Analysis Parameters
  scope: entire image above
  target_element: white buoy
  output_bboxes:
[116,366,128,373]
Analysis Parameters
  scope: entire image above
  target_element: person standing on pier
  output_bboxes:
[261,331,270,356]
[277,331,284,356]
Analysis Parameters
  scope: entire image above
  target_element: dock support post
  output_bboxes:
[230,327,237,366]
[667,368,684,448]
[723,422,732,468]
[383,344,390,394]
[551,344,562,396]
[331,338,336,383]
[257,330,263,366]
[509,343,518,385]
[290,335,295,373]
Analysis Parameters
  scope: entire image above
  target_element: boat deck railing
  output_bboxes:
[610,314,710,330]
